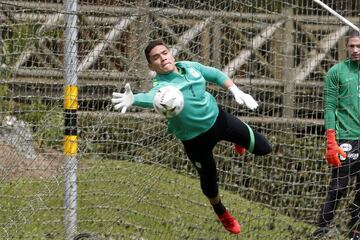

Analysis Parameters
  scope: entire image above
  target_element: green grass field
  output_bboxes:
[0,158,318,239]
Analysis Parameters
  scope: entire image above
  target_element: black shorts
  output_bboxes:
[181,107,271,198]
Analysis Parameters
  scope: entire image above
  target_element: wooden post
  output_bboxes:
[338,37,346,60]
[211,19,222,69]
[282,8,295,118]
[136,0,151,91]
[271,23,283,80]
[201,25,210,65]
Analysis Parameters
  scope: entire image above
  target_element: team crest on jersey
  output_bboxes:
[348,153,359,160]
[340,143,352,152]
[188,68,201,78]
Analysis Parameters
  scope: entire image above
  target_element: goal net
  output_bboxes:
[0,0,359,239]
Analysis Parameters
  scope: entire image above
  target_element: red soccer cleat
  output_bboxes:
[218,210,241,234]
[234,144,246,155]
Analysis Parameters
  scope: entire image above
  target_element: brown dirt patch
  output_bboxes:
[0,140,64,181]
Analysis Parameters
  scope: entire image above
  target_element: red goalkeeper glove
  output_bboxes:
[325,129,346,167]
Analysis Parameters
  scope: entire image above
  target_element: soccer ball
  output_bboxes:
[153,85,184,118]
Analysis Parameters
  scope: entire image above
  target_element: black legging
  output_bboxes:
[318,140,360,233]
[181,107,272,198]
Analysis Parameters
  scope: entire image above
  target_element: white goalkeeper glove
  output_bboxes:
[111,83,134,113]
[229,85,258,110]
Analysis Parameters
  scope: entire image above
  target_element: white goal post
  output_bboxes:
[312,0,360,32]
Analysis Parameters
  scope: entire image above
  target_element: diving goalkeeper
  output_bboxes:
[111,40,272,234]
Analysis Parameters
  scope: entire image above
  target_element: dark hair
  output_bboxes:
[347,29,360,41]
[144,40,169,63]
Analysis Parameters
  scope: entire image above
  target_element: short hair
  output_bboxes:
[347,29,360,42]
[144,40,169,63]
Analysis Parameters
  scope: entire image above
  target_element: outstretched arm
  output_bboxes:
[111,83,134,113]
[224,79,258,110]
[194,62,258,110]
[112,83,162,113]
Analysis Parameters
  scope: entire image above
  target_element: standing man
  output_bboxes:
[111,40,272,234]
[313,30,360,240]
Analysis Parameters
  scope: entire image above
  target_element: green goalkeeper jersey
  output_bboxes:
[133,61,229,140]
[324,59,360,140]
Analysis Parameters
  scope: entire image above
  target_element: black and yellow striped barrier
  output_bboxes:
[64,85,78,156]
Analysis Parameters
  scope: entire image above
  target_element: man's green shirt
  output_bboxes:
[133,61,229,140]
[324,59,360,140]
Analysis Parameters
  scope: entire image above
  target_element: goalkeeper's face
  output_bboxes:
[347,37,360,62]
[148,45,177,74]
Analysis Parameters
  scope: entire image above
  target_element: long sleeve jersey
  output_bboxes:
[324,59,360,140]
[133,61,229,140]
